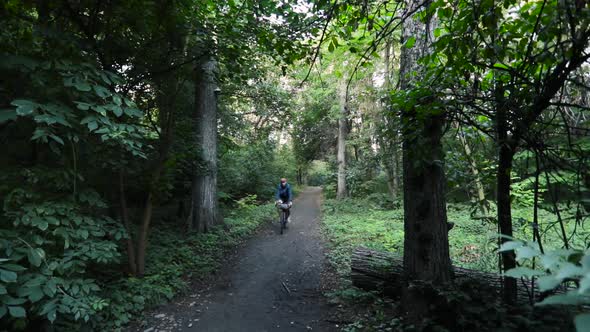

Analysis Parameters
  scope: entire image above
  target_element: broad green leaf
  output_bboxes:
[579,275,590,294]
[75,102,92,111]
[538,293,585,306]
[537,275,561,292]
[112,105,123,117]
[405,36,416,48]
[74,82,92,92]
[27,248,45,267]
[2,296,26,305]
[43,279,57,297]
[11,100,37,116]
[0,305,6,319]
[28,286,44,303]
[581,252,590,272]
[540,253,561,270]
[88,121,98,131]
[2,264,26,272]
[557,263,583,280]
[515,246,540,260]
[575,314,590,332]
[0,109,17,123]
[49,135,65,146]
[498,241,523,252]
[93,85,111,98]
[8,306,26,318]
[0,285,6,295]
[0,269,17,283]
[505,267,542,278]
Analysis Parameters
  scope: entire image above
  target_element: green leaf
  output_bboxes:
[405,36,416,48]
[74,82,92,92]
[8,306,26,318]
[0,285,6,295]
[557,263,583,280]
[112,95,122,106]
[434,27,443,38]
[2,296,26,305]
[0,305,6,319]
[538,275,561,292]
[112,105,123,117]
[540,253,561,270]
[579,275,590,294]
[11,100,37,116]
[75,102,92,111]
[0,109,17,123]
[538,293,585,306]
[27,248,45,267]
[2,264,26,272]
[0,269,17,283]
[43,279,57,297]
[493,63,509,70]
[93,85,111,98]
[28,286,44,303]
[515,246,540,260]
[575,313,590,332]
[49,135,64,146]
[88,121,98,131]
[498,241,523,252]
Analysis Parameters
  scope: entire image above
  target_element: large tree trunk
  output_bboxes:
[399,1,451,283]
[382,39,400,200]
[398,0,452,321]
[191,55,221,232]
[337,79,348,199]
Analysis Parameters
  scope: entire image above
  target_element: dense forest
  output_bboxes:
[1,0,590,331]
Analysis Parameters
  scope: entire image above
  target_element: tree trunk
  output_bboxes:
[337,79,348,199]
[398,0,452,321]
[455,124,487,214]
[191,55,221,232]
[496,104,518,304]
[382,38,399,200]
[351,248,547,304]
[119,170,137,276]
[399,1,451,283]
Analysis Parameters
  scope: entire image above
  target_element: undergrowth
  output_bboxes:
[321,197,579,332]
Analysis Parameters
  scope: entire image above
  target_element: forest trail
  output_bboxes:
[134,187,338,332]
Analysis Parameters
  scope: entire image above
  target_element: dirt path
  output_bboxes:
[135,187,338,332]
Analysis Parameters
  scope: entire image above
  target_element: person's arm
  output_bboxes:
[287,185,293,202]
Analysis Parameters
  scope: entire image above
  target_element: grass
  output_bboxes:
[320,197,581,331]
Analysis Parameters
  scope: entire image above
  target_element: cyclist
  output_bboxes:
[275,178,293,223]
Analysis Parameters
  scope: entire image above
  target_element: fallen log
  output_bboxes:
[351,247,545,303]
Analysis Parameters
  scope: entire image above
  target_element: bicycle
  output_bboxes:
[276,202,291,234]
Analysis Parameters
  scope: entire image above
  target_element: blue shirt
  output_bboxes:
[275,183,293,202]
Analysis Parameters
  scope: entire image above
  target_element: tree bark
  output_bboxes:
[398,1,452,321]
[119,170,137,276]
[399,1,451,284]
[455,123,487,214]
[351,248,546,304]
[337,79,348,199]
[496,101,518,304]
[382,38,400,200]
[191,55,221,232]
